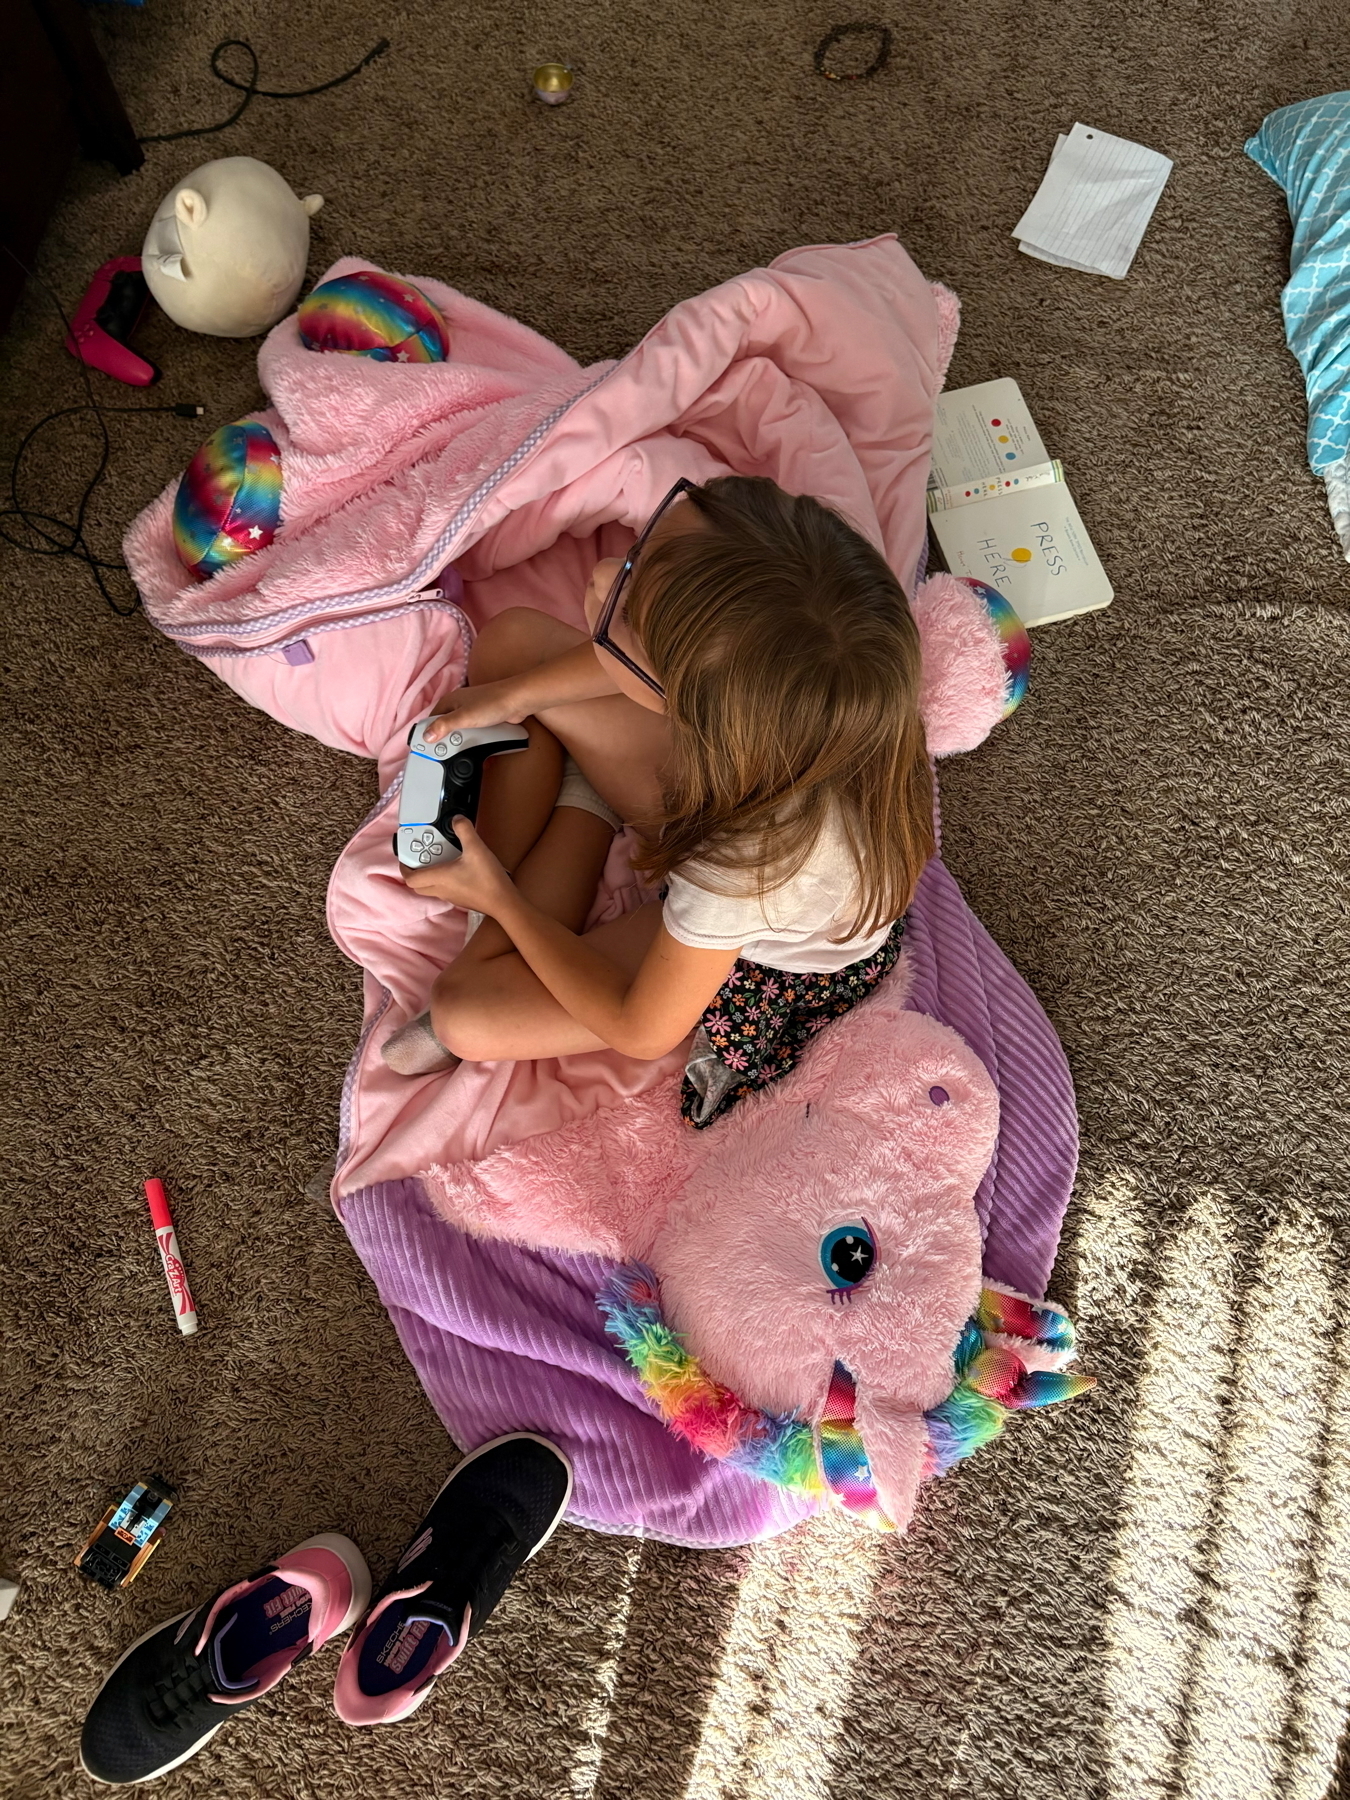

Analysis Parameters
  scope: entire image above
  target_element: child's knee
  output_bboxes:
[467,606,555,683]
[429,963,495,1061]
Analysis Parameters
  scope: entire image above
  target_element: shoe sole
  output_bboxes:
[80,1532,372,1784]
[343,1433,574,1726]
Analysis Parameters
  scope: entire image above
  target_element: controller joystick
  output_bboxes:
[393,719,531,869]
[65,257,159,387]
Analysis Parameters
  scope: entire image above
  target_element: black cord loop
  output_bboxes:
[139,36,390,144]
[813,21,893,81]
[0,246,207,616]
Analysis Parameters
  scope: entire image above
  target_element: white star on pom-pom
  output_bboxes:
[396,351,411,362]
[248,526,263,539]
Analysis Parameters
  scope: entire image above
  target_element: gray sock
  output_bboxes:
[381,1010,459,1077]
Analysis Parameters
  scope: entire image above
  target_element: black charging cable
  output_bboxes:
[2,34,390,612]
[138,37,390,144]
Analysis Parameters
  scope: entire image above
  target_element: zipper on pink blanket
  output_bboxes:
[172,569,471,662]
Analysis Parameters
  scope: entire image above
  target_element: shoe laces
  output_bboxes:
[145,1641,222,1730]
[400,1515,521,1639]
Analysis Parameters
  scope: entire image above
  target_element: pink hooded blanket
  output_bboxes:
[127,237,1086,1547]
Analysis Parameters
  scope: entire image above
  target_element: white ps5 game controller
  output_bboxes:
[394,718,530,868]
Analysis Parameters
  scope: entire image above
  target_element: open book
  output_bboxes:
[926,379,1113,626]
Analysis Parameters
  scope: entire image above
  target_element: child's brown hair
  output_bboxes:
[628,476,934,938]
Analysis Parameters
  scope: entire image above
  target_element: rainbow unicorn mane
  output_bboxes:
[597,1264,822,1495]
[598,1264,1095,1530]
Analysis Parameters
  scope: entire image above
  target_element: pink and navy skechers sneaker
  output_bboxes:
[80,1532,370,1785]
[333,1433,573,1726]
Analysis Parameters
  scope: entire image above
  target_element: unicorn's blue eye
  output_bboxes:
[821,1223,876,1289]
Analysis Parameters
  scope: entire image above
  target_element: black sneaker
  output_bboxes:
[80,1533,370,1784]
[332,1433,572,1725]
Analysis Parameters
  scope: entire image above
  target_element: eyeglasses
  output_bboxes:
[591,478,697,701]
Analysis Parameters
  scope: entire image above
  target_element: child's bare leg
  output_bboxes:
[389,607,654,1075]
[384,608,669,1070]
[464,610,581,874]
[535,695,667,828]
[431,902,665,1061]
[455,796,617,969]
[465,607,669,866]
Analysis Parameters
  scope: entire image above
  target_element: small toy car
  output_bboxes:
[75,1477,176,1591]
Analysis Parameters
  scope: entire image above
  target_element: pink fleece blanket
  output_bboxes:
[127,235,963,1188]
[125,241,1080,1545]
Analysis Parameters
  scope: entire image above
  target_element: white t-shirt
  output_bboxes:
[661,810,895,974]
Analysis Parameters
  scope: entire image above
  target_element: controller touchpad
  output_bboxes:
[400,750,448,824]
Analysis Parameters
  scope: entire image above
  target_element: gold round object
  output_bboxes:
[532,63,574,104]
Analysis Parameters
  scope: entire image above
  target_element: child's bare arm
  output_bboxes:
[425,640,621,739]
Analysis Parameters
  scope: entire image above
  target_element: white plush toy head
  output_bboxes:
[141,157,324,338]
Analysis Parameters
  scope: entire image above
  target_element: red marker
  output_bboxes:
[143,1179,198,1335]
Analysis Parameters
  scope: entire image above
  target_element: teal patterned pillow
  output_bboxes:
[1247,92,1350,475]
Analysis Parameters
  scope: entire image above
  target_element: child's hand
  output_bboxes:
[401,818,515,917]
[424,680,528,743]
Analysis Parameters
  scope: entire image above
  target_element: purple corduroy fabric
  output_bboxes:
[901,855,1079,1297]
[337,1176,815,1546]
[335,850,1078,1548]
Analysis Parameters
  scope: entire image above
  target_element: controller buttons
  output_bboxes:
[450,757,474,780]
[434,742,449,757]
[431,844,445,856]
[448,732,463,746]
[418,853,431,865]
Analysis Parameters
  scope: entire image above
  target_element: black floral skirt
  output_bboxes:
[680,918,906,1129]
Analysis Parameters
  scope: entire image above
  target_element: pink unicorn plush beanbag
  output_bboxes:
[421,947,1089,1535]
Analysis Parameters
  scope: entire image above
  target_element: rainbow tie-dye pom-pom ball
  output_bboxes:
[962,577,1031,717]
[296,269,450,363]
[172,419,283,581]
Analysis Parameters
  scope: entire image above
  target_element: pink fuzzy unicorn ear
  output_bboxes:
[912,572,1029,757]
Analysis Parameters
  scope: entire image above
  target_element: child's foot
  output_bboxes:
[332,1433,572,1727]
[381,1011,459,1077]
[80,1533,370,1785]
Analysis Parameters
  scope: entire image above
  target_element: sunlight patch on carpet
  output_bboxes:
[568,1540,642,1799]
[1103,1192,1349,1800]
[1071,1165,1151,1329]
[1176,1212,1341,1800]
[1102,1188,1238,1798]
[682,1511,883,1800]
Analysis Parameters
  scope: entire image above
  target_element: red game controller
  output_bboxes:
[65,256,159,386]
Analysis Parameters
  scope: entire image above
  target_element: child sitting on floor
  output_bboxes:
[383,474,934,1127]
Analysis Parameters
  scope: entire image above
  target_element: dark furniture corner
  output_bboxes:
[0,0,141,333]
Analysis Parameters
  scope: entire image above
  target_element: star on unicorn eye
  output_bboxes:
[820,1222,876,1294]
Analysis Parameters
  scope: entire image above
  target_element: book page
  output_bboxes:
[928,379,1049,490]
[928,459,1064,511]
[927,483,1113,627]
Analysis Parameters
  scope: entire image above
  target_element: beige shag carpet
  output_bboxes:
[3,0,1350,1794]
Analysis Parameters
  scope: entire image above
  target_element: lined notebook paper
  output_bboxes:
[1014,123,1172,279]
